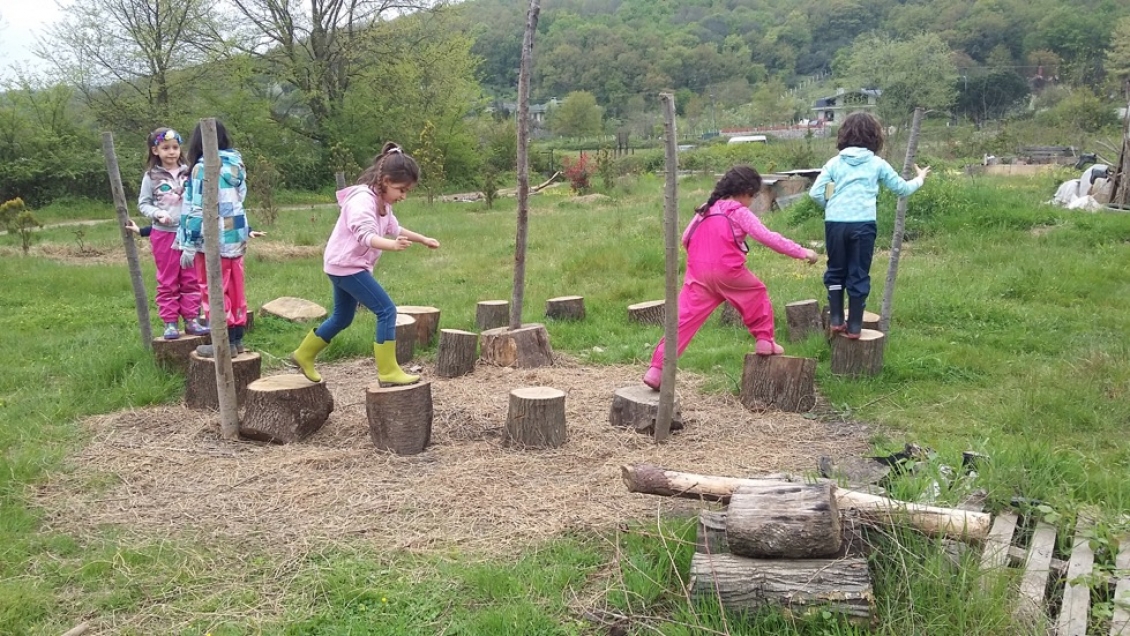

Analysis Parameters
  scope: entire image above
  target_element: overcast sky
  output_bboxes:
[0,0,61,80]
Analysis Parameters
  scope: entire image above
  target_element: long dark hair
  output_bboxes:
[695,165,762,214]
[145,127,185,171]
[185,120,234,167]
[836,112,884,153]
[357,142,420,195]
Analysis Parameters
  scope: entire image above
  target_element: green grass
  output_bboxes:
[2,173,1130,634]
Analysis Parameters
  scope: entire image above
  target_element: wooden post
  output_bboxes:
[397,305,440,347]
[184,351,262,410]
[102,132,152,348]
[830,329,886,377]
[334,171,347,189]
[726,483,842,558]
[656,90,679,443]
[739,354,816,412]
[476,300,509,331]
[609,385,684,435]
[240,375,334,443]
[879,106,924,334]
[510,0,541,330]
[394,313,416,364]
[505,386,566,448]
[366,382,433,454]
[784,299,822,341]
[436,329,478,378]
[199,118,240,440]
[545,295,585,320]
[627,300,665,325]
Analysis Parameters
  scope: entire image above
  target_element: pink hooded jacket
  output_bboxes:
[323,185,401,276]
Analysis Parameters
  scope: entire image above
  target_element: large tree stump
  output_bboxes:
[480,323,553,367]
[718,302,742,327]
[394,313,417,364]
[476,300,509,331]
[366,381,433,455]
[545,295,585,321]
[184,351,262,410]
[740,354,816,412]
[240,375,334,443]
[726,482,842,558]
[436,329,478,378]
[785,299,822,341]
[152,335,208,374]
[505,386,566,448]
[627,300,664,325]
[830,329,886,377]
[689,553,873,621]
[609,385,685,435]
[397,305,440,347]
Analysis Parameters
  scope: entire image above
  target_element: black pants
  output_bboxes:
[823,221,876,298]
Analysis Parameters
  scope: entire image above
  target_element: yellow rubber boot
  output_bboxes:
[290,330,329,383]
[373,341,419,386]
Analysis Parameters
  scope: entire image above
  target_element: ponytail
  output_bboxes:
[357,142,420,195]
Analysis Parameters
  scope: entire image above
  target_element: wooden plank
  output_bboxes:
[1056,517,1095,636]
[1111,534,1130,636]
[1015,521,1057,626]
[980,512,1018,588]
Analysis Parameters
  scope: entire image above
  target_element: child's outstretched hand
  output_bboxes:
[803,248,819,264]
[391,236,412,251]
[915,164,931,180]
[250,231,267,239]
[421,236,440,249]
[124,219,140,235]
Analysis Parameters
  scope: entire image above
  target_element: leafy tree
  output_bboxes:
[549,91,603,138]
[1106,17,1130,97]
[0,197,42,255]
[1038,88,1119,132]
[955,70,1030,124]
[415,120,446,204]
[841,33,958,123]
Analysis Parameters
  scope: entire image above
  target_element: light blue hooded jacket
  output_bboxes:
[808,147,923,223]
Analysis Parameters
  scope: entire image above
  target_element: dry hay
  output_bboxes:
[249,242,324,262]
[36,354,870,554]
[0,242,133,266]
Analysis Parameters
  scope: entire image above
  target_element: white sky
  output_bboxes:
[0,0,62,80]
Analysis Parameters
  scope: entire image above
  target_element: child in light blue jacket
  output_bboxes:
[809,112,929,338]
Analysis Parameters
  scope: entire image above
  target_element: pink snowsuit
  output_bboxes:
[648,199,809,370]
[138,164,200,324]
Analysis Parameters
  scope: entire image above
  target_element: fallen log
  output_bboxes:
[621,463,991,541]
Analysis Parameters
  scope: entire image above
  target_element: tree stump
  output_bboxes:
[476,300,509,331]
[184,351,262,410]
[718,302,742,327]
[365,381,433,455]
[739,354,816,413]
[152,335,208,374]
[244,309,255,332]
[830,329,886,377]
[480,323,553,368]
[545,295,585,321]
[785,299,822,341]
[505,386,566,449]
[397,305,440,347]
[609,385,685,435]
[436,329,478,378]
[240,375,334,443]
[726,482,842,558]
[394,313,417,364]
[627,300,664,325]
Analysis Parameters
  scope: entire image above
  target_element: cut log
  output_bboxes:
[476,300,509,331]
[240,374,334,443]
[785,299,822,341]
[366,381,433,455]
[739,354,816,413]
[1015,521,1057,627]
[397,305,440,347]
[545,295,586,321]
[245,309,255,332]
[627,300,664,325]
[436,329,478,378]
[152,334,208,374]
[1056,516,1095,636]
[690,553,873,621]
[699,510,867,559]
[480,323,553,368]
[718,302,742,327]
[394,313,417,364]
[830,329,886,377]
[621,464,991,541]
[505,386,566,449]
[609,385,684,435]
[726,483,841,558]
[184,351,262,411]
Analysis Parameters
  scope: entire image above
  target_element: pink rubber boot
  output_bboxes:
[642,366,662,390]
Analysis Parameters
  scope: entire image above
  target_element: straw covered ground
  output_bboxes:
[36,354,871,553]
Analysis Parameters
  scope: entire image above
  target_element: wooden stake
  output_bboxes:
[879,106,924,334]
[510,0,541,330]
[102,132,152,348]
[657,90,679,443]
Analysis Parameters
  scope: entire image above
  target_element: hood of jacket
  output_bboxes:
[336,184,374,207]
[839,147,874,166]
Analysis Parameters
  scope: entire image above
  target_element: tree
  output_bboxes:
[1106,17,1130,97]
[955,70,1030,125]
[549,91,603,138]
[415,120,446,204]
[841,33,958,123]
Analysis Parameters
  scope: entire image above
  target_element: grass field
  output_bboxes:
[1,170,1129,635]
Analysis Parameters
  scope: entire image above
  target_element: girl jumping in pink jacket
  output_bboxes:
[289,142,440,386]
[642,165,818,391]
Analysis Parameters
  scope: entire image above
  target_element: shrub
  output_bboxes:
[0,198,42,254]
[246,153,282,226]
[562,152,593,194]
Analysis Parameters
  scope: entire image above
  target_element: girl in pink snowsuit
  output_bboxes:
[642,166,818,390]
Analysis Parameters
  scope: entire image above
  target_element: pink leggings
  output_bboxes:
[649,264,775,370]
[193,253,248,327]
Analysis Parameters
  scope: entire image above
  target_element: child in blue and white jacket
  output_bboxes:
[808,112,930,338]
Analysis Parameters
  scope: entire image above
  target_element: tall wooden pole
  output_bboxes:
[509,0,541,331]
[656,92,680,443]
[878,106,924,335]
[102,132,153,348]
[200,118,240,440]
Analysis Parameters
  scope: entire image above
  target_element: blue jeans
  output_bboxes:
[823,221,877,299]
[314,272,397,344]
